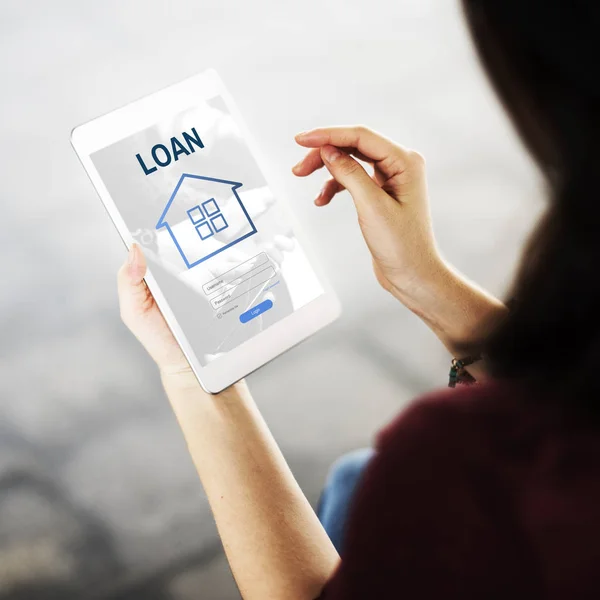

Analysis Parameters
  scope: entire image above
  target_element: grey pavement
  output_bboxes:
[0,1,543,598]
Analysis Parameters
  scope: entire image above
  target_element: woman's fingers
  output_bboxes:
[292,148,323,177]
[292,127,410,210]
[293,146,374,177]
[117,244,151,325]
[315,178,344,206]
[295,126,399,163]
[319,145,386,210]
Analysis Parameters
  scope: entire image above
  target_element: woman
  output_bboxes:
[118,1,599,597]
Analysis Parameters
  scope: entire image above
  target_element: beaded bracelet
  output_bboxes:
[448,355,481,388]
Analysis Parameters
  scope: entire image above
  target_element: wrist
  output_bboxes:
[389,259,507,346]
[160,365,248,398]
[433,265,507,346]
[160,369,254,445]
[386,255,453,317]
[160,365,202,391]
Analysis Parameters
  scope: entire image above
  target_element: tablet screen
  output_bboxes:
[91,96,323,366]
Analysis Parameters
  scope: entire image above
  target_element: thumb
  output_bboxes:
[117,244,150,322]
[320,145,384,208]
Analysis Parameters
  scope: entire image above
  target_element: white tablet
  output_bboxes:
[71,69,340,393]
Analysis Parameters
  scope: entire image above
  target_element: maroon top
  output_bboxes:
[318,382,600,599]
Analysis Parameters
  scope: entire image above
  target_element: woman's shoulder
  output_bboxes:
[376,380,576,469]
[378,380,510,443]
[376,379,600,488]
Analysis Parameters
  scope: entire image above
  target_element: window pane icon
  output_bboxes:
[202,198,220,217]
[196,221,214,240]
[186,197,229,241]
[211,213,228,232]
[187,206,205,224]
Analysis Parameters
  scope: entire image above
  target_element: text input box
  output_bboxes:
[211,266,276,310]
[203,252,269,296]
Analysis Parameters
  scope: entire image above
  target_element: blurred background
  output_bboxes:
[0,1,544,598]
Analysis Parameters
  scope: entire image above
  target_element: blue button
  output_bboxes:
[239,299,273,323]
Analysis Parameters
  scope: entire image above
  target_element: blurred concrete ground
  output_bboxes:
[0,0,543,598]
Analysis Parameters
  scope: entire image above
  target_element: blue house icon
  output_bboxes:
[156,173,258,269]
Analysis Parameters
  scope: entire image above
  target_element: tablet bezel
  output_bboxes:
[71,69,340,393]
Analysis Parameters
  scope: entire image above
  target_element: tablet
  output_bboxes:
[71,69,340,393]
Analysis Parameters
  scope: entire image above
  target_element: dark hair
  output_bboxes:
[462,1,600,407]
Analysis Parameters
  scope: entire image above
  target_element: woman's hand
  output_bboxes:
[293,126,508,371]
[117,244,191,376]
[293,126,445,312]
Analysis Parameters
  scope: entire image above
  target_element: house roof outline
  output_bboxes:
[155,173,257,270]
